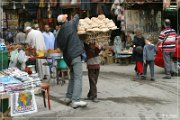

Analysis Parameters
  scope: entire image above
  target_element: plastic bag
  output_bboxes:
[17,50,28,64]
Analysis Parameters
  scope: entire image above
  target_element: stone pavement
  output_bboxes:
[10,63,180,120]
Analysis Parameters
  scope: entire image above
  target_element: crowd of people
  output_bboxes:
[0,15,178,109]
[132,19,177,81]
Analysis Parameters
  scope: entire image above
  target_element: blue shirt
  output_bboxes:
[42,32,55,50]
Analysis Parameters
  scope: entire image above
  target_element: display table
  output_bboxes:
[28,53,68,85]
[0,68,41,118]
[115,52,133,65]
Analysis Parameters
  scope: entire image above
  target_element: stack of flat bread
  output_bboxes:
[77,14,117,34]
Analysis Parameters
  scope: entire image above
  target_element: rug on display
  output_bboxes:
[10,90,37,116]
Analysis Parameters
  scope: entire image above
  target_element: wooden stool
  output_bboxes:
[57,68,70,85]
[40,83,51,110]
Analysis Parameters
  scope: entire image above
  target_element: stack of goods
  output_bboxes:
[6,44,23,56]
[45,48,62,58]
[78,14,117,34]
[78,15,117,43]
[78,15,117,44]
[0,67,41,93]
[0,76,23,92]
[3,67,28,77]
[121,48,133,54]
[25,45,36,57]
[16,74,41,90]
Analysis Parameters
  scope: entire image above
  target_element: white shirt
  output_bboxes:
[26,29,46,51]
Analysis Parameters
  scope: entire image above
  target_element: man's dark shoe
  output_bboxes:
[162,76,171,79]
[92,98,100,103]
[171,72,178,77]
[150,78,155,81]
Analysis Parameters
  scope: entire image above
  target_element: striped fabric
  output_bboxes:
[159,27,177,52]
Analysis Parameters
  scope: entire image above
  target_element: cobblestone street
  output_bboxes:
[13,64,180,120]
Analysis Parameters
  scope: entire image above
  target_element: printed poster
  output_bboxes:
[10,90,38,116]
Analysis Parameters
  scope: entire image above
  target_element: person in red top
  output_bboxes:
[158,19,177,79]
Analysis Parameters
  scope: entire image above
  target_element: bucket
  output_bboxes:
[0,51,8,70]
[57,58,68,69]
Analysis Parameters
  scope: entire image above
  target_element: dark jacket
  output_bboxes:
[84,43,100,60]
[143,44,157,61]
[133,36,145,62]
[84,43,101,69]
[56,14,84,66]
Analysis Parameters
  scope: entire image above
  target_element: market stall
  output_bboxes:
[115,49,133,65]
[0,40,66,118]
[0,67,41,118]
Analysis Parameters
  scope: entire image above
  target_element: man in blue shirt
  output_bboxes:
[42,25,55,50]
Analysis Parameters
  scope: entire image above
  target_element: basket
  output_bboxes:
[79,31,111,44]
[45,53,62,58]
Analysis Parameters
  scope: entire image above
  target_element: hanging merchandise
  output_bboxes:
[28,8,37,18]
[50,0,58,7]
[111,0,126,30]
[163,0,171,9]
[177,0,180,7]
[39,0,45,8]
[47,4,52,18]
[71,0,77,5]
[60,0,71,7]
[101,3,112,17]
[10,90,38,116]
[52,7,63,18]
[91,0,101,2]
[81,0,90,10]
[28,0,39,7]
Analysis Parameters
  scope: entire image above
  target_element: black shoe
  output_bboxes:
[163,76,171,79]
[171,72,177,77]
[150,78,155,81]
[141,76,146,80]
[92,98,100,103]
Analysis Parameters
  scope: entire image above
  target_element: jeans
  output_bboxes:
[142,61,154,79]
[66,56,82,102]
[163,52,175,75]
